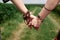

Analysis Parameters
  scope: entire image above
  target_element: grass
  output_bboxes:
[20,19,56,40]
[0,3,60,40]
[0,3,24,40]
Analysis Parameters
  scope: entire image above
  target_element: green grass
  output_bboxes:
[0,3,24,40]
[0,3,60,40]
[20,11,57,40]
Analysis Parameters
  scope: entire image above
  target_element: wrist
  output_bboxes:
[37,15,44,22]
[38,6,52,22]
[23,11,32,20]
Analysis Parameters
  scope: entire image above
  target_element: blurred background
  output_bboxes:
[0,0,47,4]
[0,0,60,40]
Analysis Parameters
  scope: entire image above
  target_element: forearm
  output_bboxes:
[11,0,28,14]
[39,0,59,20]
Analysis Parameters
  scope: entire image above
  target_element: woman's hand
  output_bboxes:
[26,14,42,30]
[29,15,42,30]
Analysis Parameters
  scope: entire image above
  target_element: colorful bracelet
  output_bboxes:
[23,11,32,24]
[23,11,30,20]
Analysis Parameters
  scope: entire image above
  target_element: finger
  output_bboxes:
[28,21,33,29]
[24,20,27,25]
[28,21,32,26]
[28,24,32,29]
[33,20,40,30]
[27,18,33,25]
[32,25,39,30]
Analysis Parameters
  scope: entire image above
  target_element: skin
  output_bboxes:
[9,0,60,39]
[30,0,60,28]
[11,0,28,14]
[11,0,37,28]
[11,0,60,30]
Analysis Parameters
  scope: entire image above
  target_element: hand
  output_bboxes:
[28,15,42,30]
[24,13,38,29]
[23,12,35,29]
[23,12,42,30]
